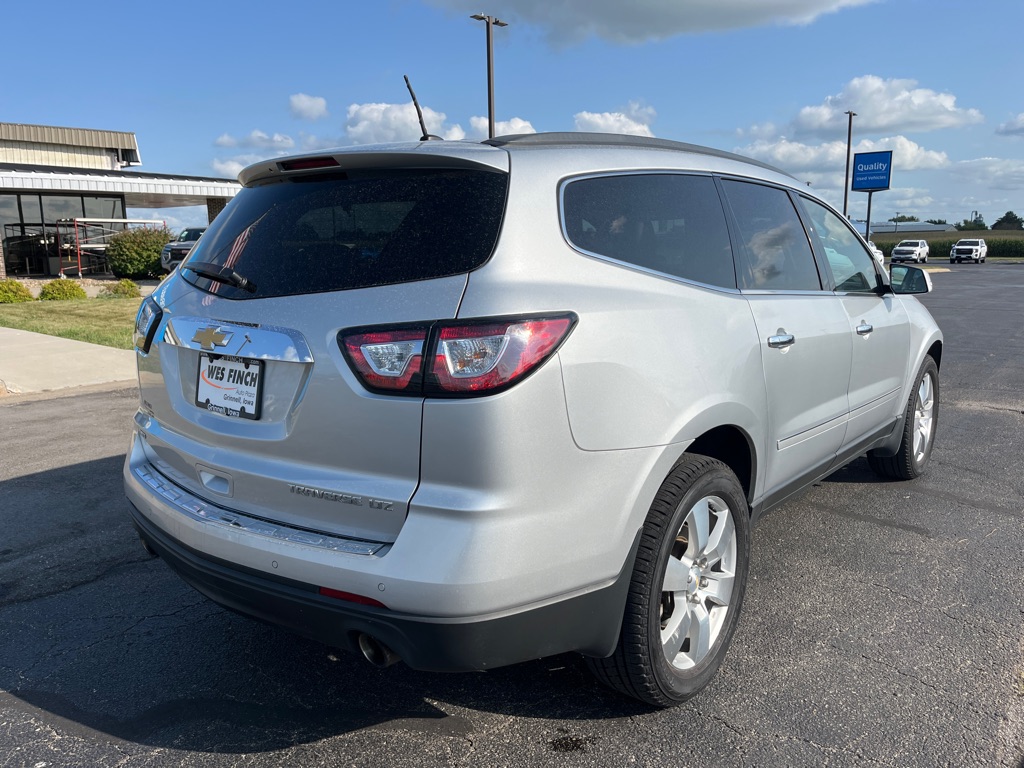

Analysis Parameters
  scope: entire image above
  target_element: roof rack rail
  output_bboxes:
[482,132,793,179]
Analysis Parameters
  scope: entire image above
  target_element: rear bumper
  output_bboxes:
[128,499,637,671]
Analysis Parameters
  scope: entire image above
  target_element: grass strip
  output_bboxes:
[0,298,142,350]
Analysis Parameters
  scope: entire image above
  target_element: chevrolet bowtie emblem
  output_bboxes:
[192,326,233,351]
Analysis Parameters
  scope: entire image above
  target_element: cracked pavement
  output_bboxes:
[1,266,1023,767]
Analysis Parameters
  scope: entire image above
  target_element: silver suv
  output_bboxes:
[125,133,942,707]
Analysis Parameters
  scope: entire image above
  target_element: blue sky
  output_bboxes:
[7,0,1023,230]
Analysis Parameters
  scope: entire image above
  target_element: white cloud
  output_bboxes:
[575,101,656,137]
[210,153,268,178]
[298,132,344,151]
[211,158,247,177]
[786,76,983,138]
[467,116,537,138]
[213,130,295,150]
[739,136,949,213]
[345,102,466,144]
[996,113,1024,136]
[290,93,329,121]
[952,158,1024,191]
[741,136,948,175]
[427,0,877,43]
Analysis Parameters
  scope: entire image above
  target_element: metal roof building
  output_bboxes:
[0,122,240,279]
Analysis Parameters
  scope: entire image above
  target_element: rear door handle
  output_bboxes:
[856,323,873,335]
[767,334,796,349]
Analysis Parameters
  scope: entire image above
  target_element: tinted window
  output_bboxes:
[802,197,879,293]
[181,169,508,299]
[562,174,735,289]
[721,180,821,291]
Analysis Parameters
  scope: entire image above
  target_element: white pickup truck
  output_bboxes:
[949,238,987,263]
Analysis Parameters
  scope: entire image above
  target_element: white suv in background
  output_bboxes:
[160,226,207,272]
[125,133,943,707]
[950,239,987,263]
[890,239,929,263]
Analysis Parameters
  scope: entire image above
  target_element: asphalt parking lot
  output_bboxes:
[1,265,1022,767]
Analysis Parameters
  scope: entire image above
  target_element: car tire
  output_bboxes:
[587,454,749,707]
[867,355,939,480]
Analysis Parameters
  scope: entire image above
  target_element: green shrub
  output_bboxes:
[39,279,88,301]
[0,279,34,303]
[106,227,173,279]
[98,278,142,299]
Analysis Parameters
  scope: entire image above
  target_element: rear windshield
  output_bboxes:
[178,228,206,241]
[180,168,508,299]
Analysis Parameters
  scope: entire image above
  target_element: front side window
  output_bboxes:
[180,169,508,299]
[720,180,821,291]
[561,173,735,289]
[801,197,879,293]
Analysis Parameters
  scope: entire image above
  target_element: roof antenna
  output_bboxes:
[404,75,443,141]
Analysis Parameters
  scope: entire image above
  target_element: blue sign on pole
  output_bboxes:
[851,151,893,191]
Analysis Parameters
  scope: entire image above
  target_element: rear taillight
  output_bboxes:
[134,297,162,354]
[340,326,428,393]
[338,314,577,397]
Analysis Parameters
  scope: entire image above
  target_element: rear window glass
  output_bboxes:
[561,173,736,289]
[180,169,508,299]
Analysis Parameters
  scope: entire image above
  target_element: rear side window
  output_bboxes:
[561,173,735,289]
[181,169,508,299]
[721,180,822,292]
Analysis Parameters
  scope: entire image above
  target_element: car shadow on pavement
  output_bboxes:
[0,457,651,755]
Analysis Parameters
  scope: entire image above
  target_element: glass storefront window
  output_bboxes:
[20,194,41,226]
[41,195,85,223]
[83,196,125,219]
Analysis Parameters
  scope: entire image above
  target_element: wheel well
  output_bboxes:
[928,340,942,370]
[687,426,754,507]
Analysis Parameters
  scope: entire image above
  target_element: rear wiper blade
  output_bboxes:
[183,262,258,293]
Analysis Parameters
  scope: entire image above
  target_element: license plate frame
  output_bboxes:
[195,353,264,420]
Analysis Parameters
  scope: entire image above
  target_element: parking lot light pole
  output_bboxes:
[843,110,856,217]
[470,14,508,139]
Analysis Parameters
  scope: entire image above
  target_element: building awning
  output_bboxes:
[0,162,240,208]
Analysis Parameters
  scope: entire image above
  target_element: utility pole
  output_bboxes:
[843,110,856,217]
[470,14,508,139]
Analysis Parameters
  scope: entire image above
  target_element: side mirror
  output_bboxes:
[889,264,932,294]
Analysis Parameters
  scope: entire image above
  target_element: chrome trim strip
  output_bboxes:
[163,317,314,363]
[133,463,385,556]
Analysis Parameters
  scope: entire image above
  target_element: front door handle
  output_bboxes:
[856,323,873,335]
[767,334,796,349]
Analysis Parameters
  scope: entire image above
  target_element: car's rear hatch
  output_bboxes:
[136,143,509,544]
